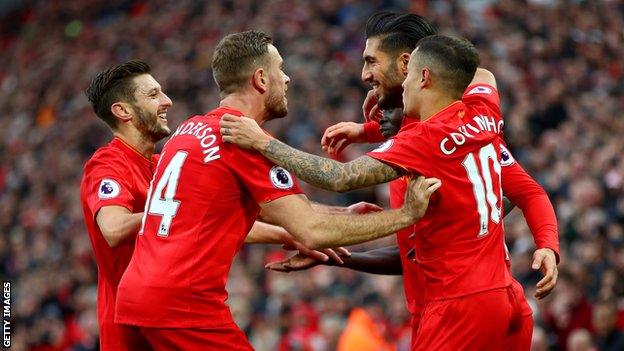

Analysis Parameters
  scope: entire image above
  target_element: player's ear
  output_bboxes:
[111,102,133,123]
[420,67,431,88]
[252,68,268,94]
[398,53,410,77]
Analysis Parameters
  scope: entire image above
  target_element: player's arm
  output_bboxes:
[222,119,403,192]
[470,68,497,88]
[259,177,440,249]
[244,221,290,244]
[502,159,559,300]
[96,206,143,247]
[310,201,383,214]
[245,221,350,264]
[268,245,403,275]
[271,196,518,274]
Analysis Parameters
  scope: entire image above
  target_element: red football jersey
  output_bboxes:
[80,137,157,339]
[389,178,425,317]
[367,84,511,301]
[116,107,303,328]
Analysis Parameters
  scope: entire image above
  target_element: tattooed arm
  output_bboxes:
[220,114,405,192]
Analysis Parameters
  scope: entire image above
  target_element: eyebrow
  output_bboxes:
[146,86,160,94]
[363,55,375,61]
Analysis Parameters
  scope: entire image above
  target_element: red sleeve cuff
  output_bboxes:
[363,121,385,143]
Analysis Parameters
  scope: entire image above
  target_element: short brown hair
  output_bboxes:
[414,35,479,98]
[85,59,151,129]
[212,30,273,95]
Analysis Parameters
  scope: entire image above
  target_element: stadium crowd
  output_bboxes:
[1,0,623,350]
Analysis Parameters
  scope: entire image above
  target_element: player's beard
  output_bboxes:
[134,106,171,143]
[377,64,405,110]
[265,88,288,119]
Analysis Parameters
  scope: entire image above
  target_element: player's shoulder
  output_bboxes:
[462,83,500,110]
[84,143,130,173]
[463,83,497,97]
[396,119,426,135]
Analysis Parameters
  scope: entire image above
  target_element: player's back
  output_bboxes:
[368,85,511,302]
[116,107,273,328]
[416,101,510,301]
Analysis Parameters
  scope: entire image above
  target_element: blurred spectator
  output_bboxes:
[533,326,550,351]
[592,300,624,351]
[567,329,595,351]
[2,0,623,350]
[337,293,394,351]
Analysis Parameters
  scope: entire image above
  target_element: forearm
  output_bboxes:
[245,221,289,244]
[502,164,560,262]
[516,196,559,261]
[331,246,402,275]
[302,209,415,249]
[258,139,399,192]
[311,202,354,214]
[98,212,143,247]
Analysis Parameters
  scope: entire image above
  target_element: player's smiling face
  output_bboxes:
[362,37,405,110]
[264,45,290,119]
[130,74,173,142]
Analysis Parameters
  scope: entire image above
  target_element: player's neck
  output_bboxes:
[419,92,458,122]
[113,128,155,160]
[220,93,266,125]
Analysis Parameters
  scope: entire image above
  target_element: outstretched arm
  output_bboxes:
[260,177,440,249]
[245,221,349,264]
[220,115,405,192]
[269,196,519,275]
[267,245,403,275]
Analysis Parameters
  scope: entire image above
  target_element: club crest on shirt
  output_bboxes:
[499,145,515,167]
[98,179,121,199]
[270,166,294,189]
[467,86,492,95]
[371,139,394,153]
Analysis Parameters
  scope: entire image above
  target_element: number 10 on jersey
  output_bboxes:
[461,143,502,238]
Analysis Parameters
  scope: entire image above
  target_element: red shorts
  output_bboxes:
[413,287,517,351]
[504,280,533,351]
[99,319,152,351]
[138,323,253,351]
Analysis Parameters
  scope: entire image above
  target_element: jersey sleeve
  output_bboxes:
[225,145,304,204]
[365,124,431,175]
[83,153,137,218]
[363,121,385,143]
[500,144,560,262]
[462,83,501,113]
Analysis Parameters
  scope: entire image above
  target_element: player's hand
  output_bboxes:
[346,201,383,214]
[363,89,382,122]
[265,253,320,272]
[321,122,366,156]
[220,114,269,150]
[402,176,442,221]
[532,248,558,300]
[281,237,350,265]
[267,247,351,272]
